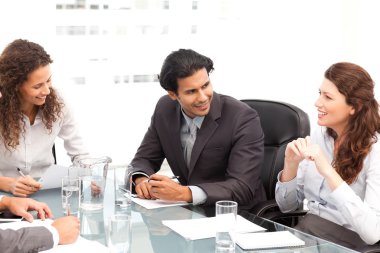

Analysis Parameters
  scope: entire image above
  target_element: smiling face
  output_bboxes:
[18,64,52,111]
[314,78,355,136]
[168,67,213,118]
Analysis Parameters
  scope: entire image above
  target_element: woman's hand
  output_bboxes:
[281,136,312,182]
[10,176,42,197]
[302,144,333,177]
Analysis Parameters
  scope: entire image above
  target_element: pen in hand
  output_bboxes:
[16,167,41,191]
[17,168,26,177]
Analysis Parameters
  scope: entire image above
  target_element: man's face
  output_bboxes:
[168,68,213,118]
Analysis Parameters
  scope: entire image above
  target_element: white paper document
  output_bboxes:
[162,215,266,240]
[39,165,68,189]
[0,219,109,253]
[131,197,189,209]
[235,231,305,250]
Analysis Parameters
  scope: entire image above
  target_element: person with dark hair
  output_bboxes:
[130,49,266,209]
[0,195,80,253]
[276,62,380,248]
[0,39,88,197]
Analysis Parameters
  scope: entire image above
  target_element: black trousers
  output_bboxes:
[295,213,371,251]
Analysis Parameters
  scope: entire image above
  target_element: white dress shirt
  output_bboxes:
[0,101,88,179]
[275,127,380,244]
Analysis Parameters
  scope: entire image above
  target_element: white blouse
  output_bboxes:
[0,103,88,179]
[275,127,380,244]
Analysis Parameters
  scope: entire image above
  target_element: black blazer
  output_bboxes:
[131,92,266,209]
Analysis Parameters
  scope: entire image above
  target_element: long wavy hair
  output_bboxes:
[325,62,380,184]
[0,39,63,150]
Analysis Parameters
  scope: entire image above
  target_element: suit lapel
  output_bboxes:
[169,103,189,180]
[188,92,221,177]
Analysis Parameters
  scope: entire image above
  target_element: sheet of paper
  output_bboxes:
[131,196,189,209]
[162,215,266,240]
[0,217,22,223]
[0,219,109,253]
[235,231,305,250]
[41,236,109,253]
[0,219,53,230]
[39,165,68,189]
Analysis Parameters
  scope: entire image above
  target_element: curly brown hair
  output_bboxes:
[0,39,63,150]
[325,62,380,184]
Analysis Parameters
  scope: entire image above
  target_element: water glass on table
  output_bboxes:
[114,165,133,208]
[215,200,237,253]
[107,214,132,253]
[61,176,81,216]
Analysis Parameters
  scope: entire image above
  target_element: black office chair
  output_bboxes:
[241,99,310,223]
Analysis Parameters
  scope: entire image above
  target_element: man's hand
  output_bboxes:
[52,216,80,245]
[0,196,53,222]
[148,174,192,202]
[135,176,154,199]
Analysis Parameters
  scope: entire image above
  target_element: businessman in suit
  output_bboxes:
[0,195,79,253]
[131,49,266,209]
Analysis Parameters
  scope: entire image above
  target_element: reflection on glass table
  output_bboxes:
[25,181,359,253]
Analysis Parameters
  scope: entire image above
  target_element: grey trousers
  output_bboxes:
[295,213,369,250]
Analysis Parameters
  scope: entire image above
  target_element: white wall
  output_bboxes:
[1,0,380,166]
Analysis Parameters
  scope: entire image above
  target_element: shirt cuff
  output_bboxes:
[45,225,60,247]
[131,172,149,185]
[275,170,297,198]
[188,186,207,205]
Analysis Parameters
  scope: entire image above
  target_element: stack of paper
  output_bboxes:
[162,215,266,240]
[235,231,305,250]
[131,197,189,209]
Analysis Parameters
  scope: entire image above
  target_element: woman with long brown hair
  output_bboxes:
[0,39,88,197]
[276,62,380,248]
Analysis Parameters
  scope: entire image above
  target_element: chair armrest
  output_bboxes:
[356,243,380,253]
[262,209,307,220]
[250,199,280,216]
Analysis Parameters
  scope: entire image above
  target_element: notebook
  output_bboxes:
[162,215,266,240]
[236,231,305,250]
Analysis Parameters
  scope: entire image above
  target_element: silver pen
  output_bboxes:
[17,168,26,177]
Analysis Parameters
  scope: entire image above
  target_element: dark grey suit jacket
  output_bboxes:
[0,226,53,253]
[131,92,266,209]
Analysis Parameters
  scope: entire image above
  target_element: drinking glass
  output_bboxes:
[215,200,237,253]
[114,165,132,208]
[61,176,81,216]
[107,214,132,253]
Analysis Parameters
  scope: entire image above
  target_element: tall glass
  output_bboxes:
[107,214,132,253]
[215,200,237,253]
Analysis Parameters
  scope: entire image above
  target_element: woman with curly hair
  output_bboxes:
[0,39,88,197]
[275,62,380,249]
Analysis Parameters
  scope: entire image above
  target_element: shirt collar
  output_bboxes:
[181,109,204,130]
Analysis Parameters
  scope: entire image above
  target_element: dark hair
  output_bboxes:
[325,62,380,184]
[0,39,63,150]
[158,49,214,93]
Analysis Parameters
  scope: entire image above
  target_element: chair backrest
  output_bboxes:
[241,99,310,199]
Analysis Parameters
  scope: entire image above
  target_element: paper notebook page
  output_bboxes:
[162,215,266,240]
[131,197,188,209]
[0,219,54,230]
[236,231,305,250]
[41,236,109,253]
[39,165,69,189]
